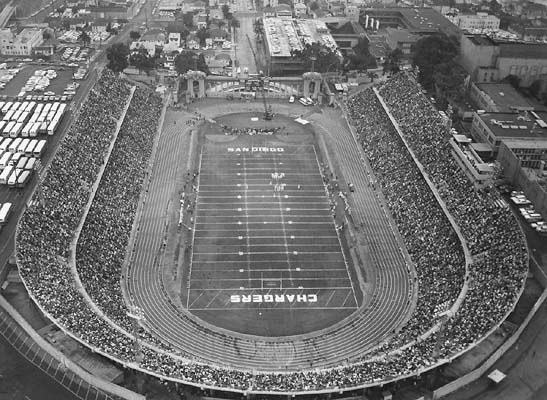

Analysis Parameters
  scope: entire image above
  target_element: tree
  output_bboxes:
[182,12,195,28]
[130,30,141,41]
[230,17,240,37]
[129,47,155,74]
[291,42,341,73]
[254,18,264,41]
[503,74,521,89]
[71,5,80,14]
[412,34,458,90]
[348,38,376,71]
[79,30,91,46]
[217,20,226,29]
[529,79,542,98]
[174,51,209,75]
[309,1,319,10]
[106,43,130,73]
[383,48,403,74]
[42,30,52,41]
[196,27,210,46]
[222,4,230,19]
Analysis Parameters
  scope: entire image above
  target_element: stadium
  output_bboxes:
[14,69,529,397]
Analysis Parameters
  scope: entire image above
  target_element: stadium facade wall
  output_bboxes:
[0,295,145,400]
[432,286,547,399]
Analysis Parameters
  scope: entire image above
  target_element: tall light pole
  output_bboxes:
[310,56,316,73]
[127,304,145,363]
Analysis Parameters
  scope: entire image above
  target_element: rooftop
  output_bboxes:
[385,27,419,43]
[263,18,338,58]
[475,83,534,112]
[480,111,547,139]
[368,7,458,33]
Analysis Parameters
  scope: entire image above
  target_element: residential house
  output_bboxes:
[168,32,181,46]
[186,34,200,49]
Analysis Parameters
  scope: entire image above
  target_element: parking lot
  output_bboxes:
[0,64,75,98]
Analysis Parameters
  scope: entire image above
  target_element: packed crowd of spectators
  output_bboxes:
[15,70,528,393]
[345,89,466,351]
[75,86,163,330]
[375,73,527,348]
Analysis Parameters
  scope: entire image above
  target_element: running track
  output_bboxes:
[128,110,415,371]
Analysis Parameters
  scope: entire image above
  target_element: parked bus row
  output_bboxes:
[0,138,46,160]
[0,102,66,137]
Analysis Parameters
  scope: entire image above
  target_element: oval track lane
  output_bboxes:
[126,107,417,372]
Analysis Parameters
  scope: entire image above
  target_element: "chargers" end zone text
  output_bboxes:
[230,294,317,303]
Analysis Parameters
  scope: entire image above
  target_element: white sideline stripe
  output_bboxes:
[194,244,339,248]
[189,286,353,290]
[193,251,342,255]
[191,260,340,264]
[189,307,359,310]
[198,208,331,212]
[195,221,333,225]
[190,278,351,282]
[195,214,333,219]
[193,235,338,239]
[190,268,348,272]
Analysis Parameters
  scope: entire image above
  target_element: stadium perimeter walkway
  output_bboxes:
[445,248,547,400]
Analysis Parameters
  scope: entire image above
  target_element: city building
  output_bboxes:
[384,27,419,57]
[522,27,547,42]
[0,28,43,56]
[449,133,496,188]
[326,20,366,51]
[469,82,535,112]
[447,12,500,31]
[263,18,339,75]
[460,33,547,89]
[470,110,547,154]
[360,7,461,38]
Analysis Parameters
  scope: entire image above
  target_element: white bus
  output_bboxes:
[46,110,56,122]
[30,122,40,137]
[3,110,14,122]
[9,152,22,166]
[11,102,21,113]
[25,101,36,113]
[16,170,31,188]
[18,139,30,153]
[42,103,52,115]
[22,121,33,137]
[0,121,5,133]
[33,140,46,157]
[10,122,23,138]
[12,109,22,122]
[0,165,12,184]
[39,121,48,134]
[0,102,4,113]
[0,138,11,152]
[3,121,15,137]
[25,140,37,156]
[7,169,19,187]
[16,156,28,170]
[51,102,59,113]
[18,111,29,124]
[25,157,36,170]
[0,202,12,224]
[48,118,60,135]
[1,102,12,114]
[0,152,12,170]
[8,138,21,153]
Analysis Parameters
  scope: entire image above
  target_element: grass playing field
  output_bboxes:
[185,135,363,336]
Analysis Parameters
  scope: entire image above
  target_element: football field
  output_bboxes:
[186,137,362,336]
